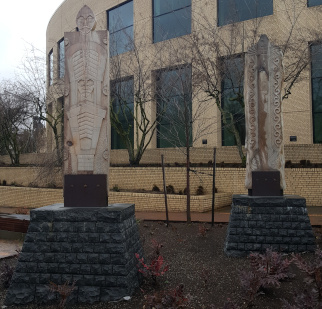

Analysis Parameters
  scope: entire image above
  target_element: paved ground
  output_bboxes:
[0,239,22,260]
[1,206,322,260]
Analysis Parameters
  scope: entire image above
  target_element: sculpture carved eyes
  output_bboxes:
[76,6,96,34]
[77,16,94,29]
[67,141,73,147]
[77,15,95,34]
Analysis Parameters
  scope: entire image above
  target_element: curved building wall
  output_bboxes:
[46,0,322,152]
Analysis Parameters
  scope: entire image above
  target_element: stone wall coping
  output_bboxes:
[110,192,231,200]
[0,186,61,192]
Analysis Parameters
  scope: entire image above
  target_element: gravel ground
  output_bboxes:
[1,221,321,308]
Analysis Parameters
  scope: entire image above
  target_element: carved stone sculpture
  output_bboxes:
[244,35,286,192]
[64,5,109,176]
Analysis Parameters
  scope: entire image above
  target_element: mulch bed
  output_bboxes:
[1,221,322,308]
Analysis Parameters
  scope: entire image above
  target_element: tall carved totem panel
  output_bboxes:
[64,5,110,177]
[244,35,286,190]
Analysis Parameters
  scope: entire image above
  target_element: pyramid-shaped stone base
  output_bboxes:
[5,203,143,305]
[225,195,316,257]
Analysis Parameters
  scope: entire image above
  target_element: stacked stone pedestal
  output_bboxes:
[225,195,316,257]
[5,203,143,305]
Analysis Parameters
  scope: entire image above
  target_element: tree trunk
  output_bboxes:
[186,146,191,223]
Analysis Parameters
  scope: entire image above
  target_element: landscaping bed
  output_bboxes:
[1,221,322,308]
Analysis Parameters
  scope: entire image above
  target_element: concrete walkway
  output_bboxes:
[0,239,22,259]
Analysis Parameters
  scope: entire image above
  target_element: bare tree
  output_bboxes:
[109,25,169,166]
[14,45,64,164]
[155,63,214,223]
[189,0,321,163]
[0,84,33,165]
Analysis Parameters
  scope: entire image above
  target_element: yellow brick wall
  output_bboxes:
[0,187,230,213]
[109,192,232,212]
[1,167,322,207]
[0,167,62,188]
[0,187,63,209]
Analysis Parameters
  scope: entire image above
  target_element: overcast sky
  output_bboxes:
[0,0,64,80]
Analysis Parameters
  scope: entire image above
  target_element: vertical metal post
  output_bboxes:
[211,148,217,227]
[161,155,169,227]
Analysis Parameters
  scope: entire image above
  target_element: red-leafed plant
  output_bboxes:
[248,248,294,286]
[282,249,322,308]
[292,249,322,298]
[240,248,293,307]
[135,253,169,284]
[281,289,321,309]
[144,284,190,308]
[198,224,209,237]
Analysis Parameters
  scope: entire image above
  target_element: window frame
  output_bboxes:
[155,64,192,148]
[220,54,246,146]
[48,49,53,86]
[152,0,192,43]
[107,0,134,56]
[308,0,322,7]
[310,42,322,143]
[58,38,65,79]
[217,0,273,27]
[110,76,135,150]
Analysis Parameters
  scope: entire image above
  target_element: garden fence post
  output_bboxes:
[161,154,169,226]
[211,148,216,227]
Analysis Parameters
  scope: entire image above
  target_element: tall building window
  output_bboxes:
[58,39,65,79]
[153,0,191,43]
[221,55,245,146]
[156,65,192,148]
[311,44,322,143]
[108,1,134,56]
[218,0,273,26]
[48,50,53,86]
[308,0,322,7]
[110,78,134,149]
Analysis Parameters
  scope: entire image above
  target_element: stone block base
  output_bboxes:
[5,203,143,305]
[225,195,316,257]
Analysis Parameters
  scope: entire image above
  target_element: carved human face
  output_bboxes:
[76,5,96,34]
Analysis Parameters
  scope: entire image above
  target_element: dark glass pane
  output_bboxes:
[221,56,245,146]
[311,45,322,78]
[218,0,273,26]
[111,78,134,149]
[157,66,191,97]
[311,44,322,57]
[313,113,322,143]
[59,39,65,79]
[221,56,244,89]
[108,1,133,33]
[153,0,191,16]
[108,1,133,56]
[154,7,191,43]
[156,66,192,148]
[312,78,322,112]
[222,109,245,146]
[308,0,322,7]
[311,44,322,144]
[222,127,236,146]
[49,51,53,85]
[109,26,134,56]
